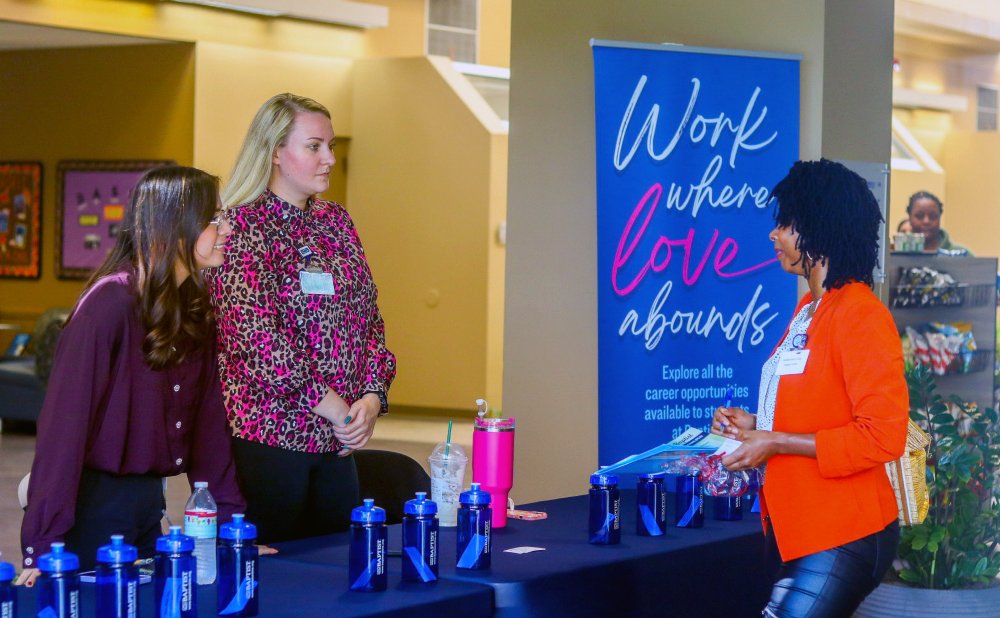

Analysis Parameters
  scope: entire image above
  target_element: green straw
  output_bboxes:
[445,419,453,458]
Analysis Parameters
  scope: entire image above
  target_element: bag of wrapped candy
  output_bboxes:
[663,453,753,497]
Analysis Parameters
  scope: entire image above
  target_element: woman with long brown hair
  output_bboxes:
[17,165,245,583]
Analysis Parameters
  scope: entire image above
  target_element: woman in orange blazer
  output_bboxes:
[712,159,908,617]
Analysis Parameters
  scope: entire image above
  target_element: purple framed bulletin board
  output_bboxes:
[0,162,43,279]
[56,160,172,279]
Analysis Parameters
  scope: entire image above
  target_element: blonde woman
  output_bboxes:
[206,93,396,543]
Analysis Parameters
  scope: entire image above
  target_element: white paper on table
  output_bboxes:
[504,546,546,554]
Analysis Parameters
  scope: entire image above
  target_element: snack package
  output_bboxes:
[893,266,963,308]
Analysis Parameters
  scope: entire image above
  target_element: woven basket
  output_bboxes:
[886,419,931,526]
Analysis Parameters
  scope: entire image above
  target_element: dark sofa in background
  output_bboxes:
[0,308,69,425]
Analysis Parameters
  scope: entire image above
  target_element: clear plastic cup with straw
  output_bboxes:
[429,420,467,527]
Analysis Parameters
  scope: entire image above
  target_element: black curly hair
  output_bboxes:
[771,159,882,289]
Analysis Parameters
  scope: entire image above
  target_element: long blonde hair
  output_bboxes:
[222,93,332,208]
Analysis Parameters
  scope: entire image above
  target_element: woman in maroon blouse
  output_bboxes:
[17,166,246,584]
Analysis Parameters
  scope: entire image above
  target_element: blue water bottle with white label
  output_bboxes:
[588,473,621,544]
[217,513,259,616]
[401,492,439,582]
[675,473,704,528]
[154,525,197,618]
[0,555,16,618]
[456,483,492,570]
[36,542,81,618]
[349,499,387,592]
[636,472,666,536]
[95,535,138,618]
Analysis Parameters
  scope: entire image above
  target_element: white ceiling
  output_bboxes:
[0,21,170,51]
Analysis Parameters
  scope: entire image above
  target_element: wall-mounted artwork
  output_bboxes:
[56,160,172,279]
[0,162,43,279]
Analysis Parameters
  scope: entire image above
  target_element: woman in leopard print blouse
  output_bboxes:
[206,93,396,543]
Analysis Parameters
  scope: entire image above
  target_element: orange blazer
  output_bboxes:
[760,282,908,561]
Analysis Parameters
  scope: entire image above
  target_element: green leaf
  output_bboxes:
[898,569,923,584]
[974,557,988,575]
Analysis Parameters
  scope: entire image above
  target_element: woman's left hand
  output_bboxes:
[720,431,779,470]
[333,394,380,456]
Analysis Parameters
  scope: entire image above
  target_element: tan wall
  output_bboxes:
[0,0,366,58]
[192,41,354,195]
[363,0,512,67]
[364,0,427,58]
[943,131,1000,256]
[505,0,894,503]
[348,56,506,411]
[0,44,195,332]
[480,0,512,67]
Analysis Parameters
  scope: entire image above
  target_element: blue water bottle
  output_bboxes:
[712,494,743,521]
[401,492,439,582]
[154,525,197,618]
[36,542,81,618]
[349,499,387,592]
[675,473,704,528]
[636,472,666,536]
[0,556,16,618]
[95,535,138,618]
[588,473,621,544]
[217,513,259,616]
[456,483,492,570]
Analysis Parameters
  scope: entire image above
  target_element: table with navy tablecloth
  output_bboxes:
[13,490,770,617]
[13,554,493,618]
[272,490,772,617]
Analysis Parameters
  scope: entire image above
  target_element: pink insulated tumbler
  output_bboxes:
[472,415,515,528]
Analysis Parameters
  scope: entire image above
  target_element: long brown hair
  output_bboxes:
[79,165,220,369]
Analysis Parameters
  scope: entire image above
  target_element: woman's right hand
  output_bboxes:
[711,406,756,441]
[311,388,351,425]
[16,568,40,587]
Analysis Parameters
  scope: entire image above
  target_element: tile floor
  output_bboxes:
[0,415,472,571]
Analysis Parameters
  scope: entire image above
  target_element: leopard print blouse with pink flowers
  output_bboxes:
[205,190,396,453]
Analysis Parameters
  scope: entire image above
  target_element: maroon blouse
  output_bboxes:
[20,277,245,568]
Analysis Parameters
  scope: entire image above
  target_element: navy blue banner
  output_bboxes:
[593,41,800,467]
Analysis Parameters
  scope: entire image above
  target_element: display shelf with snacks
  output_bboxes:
[888,253,998,410]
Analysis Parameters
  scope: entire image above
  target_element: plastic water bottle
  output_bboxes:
[401,492,439,582]
[348,499,388,592]
[456,483,492,570]
[0,554,16,618]
[675,473,704,528]
[636,472,666,536]
[217,514,259,617]
[588,473,621,544]
[36,542,81,618]
[184,481,218,585]
[154,526,196,618]
[95,535,138,618]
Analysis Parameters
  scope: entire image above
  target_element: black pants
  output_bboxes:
[231,437,360,544]
[65,468,164,570]
[763,519,899,618]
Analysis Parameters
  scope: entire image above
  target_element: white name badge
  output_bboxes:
[775,349,810,375]
[299,270,335,295]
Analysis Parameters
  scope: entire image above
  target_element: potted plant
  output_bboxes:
[856,365,1000,617]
